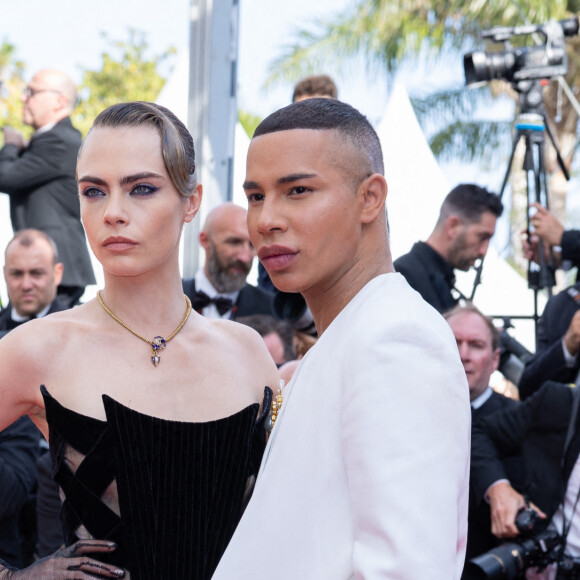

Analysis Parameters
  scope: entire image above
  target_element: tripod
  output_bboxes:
[496,79,570,342]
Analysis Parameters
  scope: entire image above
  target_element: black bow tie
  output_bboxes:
[192,291,234,316]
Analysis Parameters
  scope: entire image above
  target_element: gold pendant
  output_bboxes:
[150,336,167,367]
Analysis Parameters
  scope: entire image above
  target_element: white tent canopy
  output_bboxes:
[378,83,543,351]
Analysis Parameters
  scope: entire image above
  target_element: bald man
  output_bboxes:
[0,69,95,307]
[183,202,275,319]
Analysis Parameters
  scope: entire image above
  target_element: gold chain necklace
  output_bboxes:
[97,291,192,367]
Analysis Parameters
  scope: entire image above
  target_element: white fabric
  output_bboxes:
[212,273,471,580]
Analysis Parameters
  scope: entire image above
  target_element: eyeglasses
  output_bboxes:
[22,87,61,99]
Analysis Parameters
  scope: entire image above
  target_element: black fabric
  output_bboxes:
[0,117,95,287]
[394,241,458,313]
[471,382,580,525]
[41,385,272,579]
[191,290,234,315]
[518,282,580,400]
[562,230,580,267]
[0,417,40,568]
[0,298,69,337]
[463,392,521,570]
[183,277,275,319]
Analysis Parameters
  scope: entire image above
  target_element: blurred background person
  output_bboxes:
[444,303,521,575]
[183,202,275,319]
[0,69,95,307]
[394,183,503,314]
[0,229,67,338]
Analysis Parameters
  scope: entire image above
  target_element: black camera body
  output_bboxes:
[465,508,564,580]
[464,17,579,86]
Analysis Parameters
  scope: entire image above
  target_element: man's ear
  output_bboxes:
[444,215,463,240]
[53,262,64,287]
[184,184,202,224]
[360,174,388,224]
[199,229,211,251]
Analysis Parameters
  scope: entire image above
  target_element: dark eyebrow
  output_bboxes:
[77,172,164,186]
[243,173,318,190]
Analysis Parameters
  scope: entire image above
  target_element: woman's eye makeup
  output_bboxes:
[80,186,105,198]
[131,184,159,196]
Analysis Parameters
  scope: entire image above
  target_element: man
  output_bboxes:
[0,417,40,568]
[444,304,521,569]
[212,98,470,579]
[0,69,95,306]
[394,184,504,313]
[0,229,67,337]
[258,73,339,295]
[470,381,580,578]
[292,74,338,102]
[182,202,274,319]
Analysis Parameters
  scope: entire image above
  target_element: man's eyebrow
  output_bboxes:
[243,173,318,190]
[77,172,164,186]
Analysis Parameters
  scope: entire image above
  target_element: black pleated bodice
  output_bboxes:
[41,385,272,580]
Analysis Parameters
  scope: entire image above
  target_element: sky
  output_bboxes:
[0,0,511,189]
[0,0,564,311]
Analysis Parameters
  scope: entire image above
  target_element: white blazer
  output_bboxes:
[213,273,470,579]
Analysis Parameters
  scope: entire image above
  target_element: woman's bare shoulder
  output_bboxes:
[196,317,280,394]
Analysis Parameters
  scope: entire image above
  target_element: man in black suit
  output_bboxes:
[0,69,95,307]
[444,304,521,571]
[518,281,580,400]
[394,184,503,313]
[470,381,580,578]
[0,416,40,568]
[183,202,274,319]
[0,229,68,337]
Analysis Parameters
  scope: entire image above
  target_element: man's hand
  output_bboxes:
[487,481,546,539]
[530,203,565,247]
[2,127,26,150]
[564,311,580,356]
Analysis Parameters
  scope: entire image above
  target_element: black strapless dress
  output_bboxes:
[41,385,272,580]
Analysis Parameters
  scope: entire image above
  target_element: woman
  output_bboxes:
[0,102,280,579]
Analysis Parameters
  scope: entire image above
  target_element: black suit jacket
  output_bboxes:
[471,382,580,526]
[464,392,521,565]
[0,298,68,338]
[394,241,457,313]
[0,417,41,567]
[562,230,580,267]
[518,283,580,400]
[0,117,95,287]
[182,278,275,320]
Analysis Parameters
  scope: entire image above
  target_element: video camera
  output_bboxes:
[465,508,564,580]
[464,17,579,86]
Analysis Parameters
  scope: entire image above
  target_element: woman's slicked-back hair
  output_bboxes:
[254,98,384,175]
[87,101,198,197]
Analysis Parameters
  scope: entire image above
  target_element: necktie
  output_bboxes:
[192,290,234,316]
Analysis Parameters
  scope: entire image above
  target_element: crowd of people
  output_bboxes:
[0,67,578,580]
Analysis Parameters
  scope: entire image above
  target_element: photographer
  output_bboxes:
[471,380,580,578]
[524,203,580,271]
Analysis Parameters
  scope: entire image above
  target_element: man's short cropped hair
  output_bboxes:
[444,302,501,351]
[6,229,60,264]
[437,184,503,227]
[253,98,384,176]
[292,75,338,102]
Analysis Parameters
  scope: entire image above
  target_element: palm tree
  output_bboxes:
[267,0,580,263]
